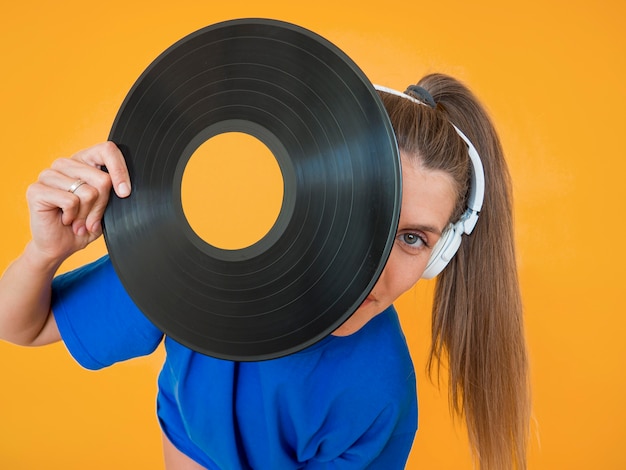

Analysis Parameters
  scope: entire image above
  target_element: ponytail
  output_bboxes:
[419,74,531,469]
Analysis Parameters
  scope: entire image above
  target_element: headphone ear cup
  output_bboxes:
[421,223,464,279]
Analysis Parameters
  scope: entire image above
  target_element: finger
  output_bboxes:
[38,167,100,234]
[71,141,131,198]
[27,180,81,228]
[51,152,124,232]
[68,182,99,236]
[26,181,99,257]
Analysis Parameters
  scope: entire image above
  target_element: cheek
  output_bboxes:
[377,246,429,299]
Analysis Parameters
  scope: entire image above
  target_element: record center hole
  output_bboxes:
[181,132,284,250]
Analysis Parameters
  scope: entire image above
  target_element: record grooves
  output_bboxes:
[103,18,401,361]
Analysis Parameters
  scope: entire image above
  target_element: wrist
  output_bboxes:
[21,241,66,277]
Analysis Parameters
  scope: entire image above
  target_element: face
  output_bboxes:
[333,151,457,336]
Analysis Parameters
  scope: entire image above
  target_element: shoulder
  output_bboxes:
[52,255,163,369]
[52,255,122,301]
[280,306,416,404]
[268,307,417,464]
[321,306,415,383]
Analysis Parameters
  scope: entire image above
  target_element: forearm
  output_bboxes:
[0,242,63,346]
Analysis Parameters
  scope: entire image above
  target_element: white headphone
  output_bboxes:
[374,85,485,279]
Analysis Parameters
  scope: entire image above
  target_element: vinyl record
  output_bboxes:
[103,18,401,361]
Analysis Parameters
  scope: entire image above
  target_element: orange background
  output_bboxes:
[1,1,625,468]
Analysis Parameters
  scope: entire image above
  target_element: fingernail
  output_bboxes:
[76,225,87,237]
[117,182,131,197]
[91,220,102,233]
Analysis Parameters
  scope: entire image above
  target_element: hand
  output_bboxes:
[26,141,131,263]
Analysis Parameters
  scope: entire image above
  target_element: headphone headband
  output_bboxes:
[374,84,485,278]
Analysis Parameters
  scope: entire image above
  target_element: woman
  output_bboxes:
[0,73,530,469]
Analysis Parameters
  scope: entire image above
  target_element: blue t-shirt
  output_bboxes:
[52,256,417,469]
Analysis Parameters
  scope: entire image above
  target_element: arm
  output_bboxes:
[0,141,131,346]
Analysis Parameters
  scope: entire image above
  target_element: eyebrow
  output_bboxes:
[401,223,444,236]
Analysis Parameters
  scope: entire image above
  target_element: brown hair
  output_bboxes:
[379,73,531,469]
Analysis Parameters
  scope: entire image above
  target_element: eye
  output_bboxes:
[397,232,428,250]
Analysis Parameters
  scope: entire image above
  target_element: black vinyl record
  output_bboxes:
[103,18,401,361]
